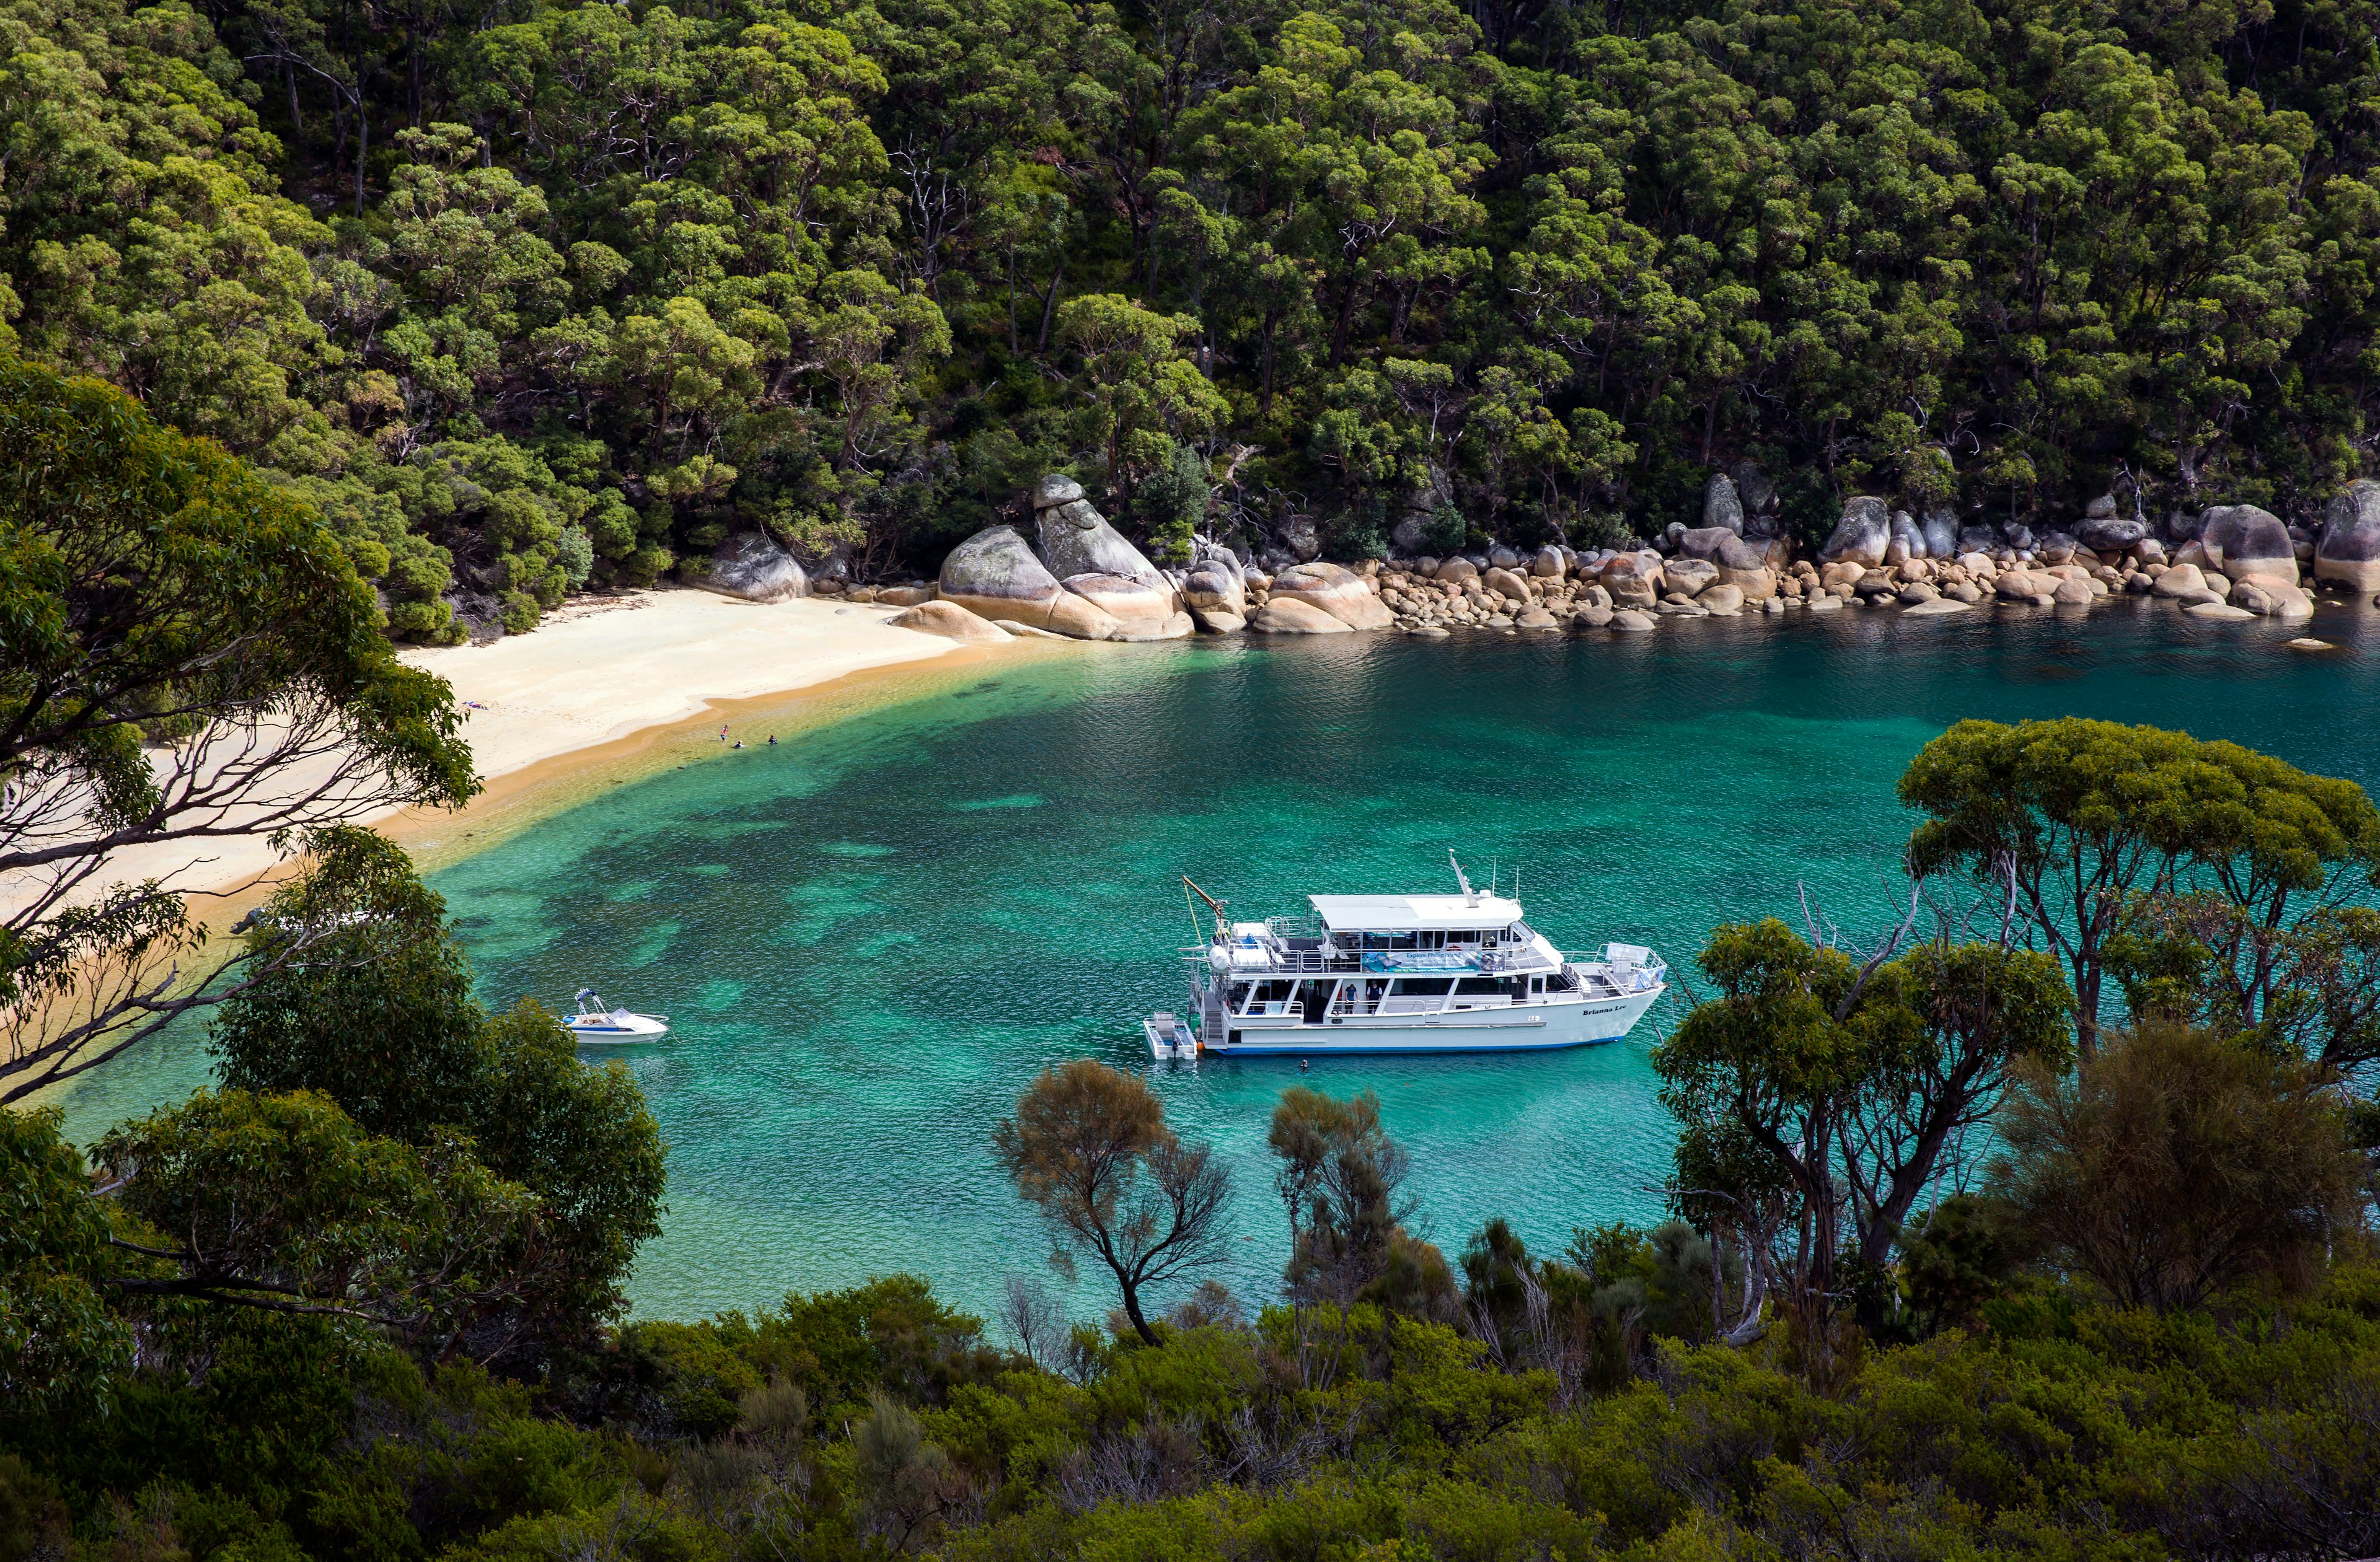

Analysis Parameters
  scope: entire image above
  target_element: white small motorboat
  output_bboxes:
[562,989,669,1043]
[1145,1011,1199,1060]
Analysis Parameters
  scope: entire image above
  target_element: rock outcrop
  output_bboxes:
[938,525,1123,639]
[2200,504,2298,584]
[1820,497,1893,566]
[1033,475,1169,586]
[1063,573,1191,639]
[1703,473,1743,534]
[1248,599,1354,634]
[886,600,1011,643]
[1271,562,1394,629]
[2078,515,2151,552]
[687,531,810,602]
[2317,479,2380,591]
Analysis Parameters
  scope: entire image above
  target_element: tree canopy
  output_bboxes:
[0,357,476,1101]
[4,0,2376,633]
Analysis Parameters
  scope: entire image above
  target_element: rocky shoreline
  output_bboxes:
[695,472,2380,646]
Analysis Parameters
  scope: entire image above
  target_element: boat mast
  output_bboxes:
[1181,874,1230,941]
[1449,848,1477,906]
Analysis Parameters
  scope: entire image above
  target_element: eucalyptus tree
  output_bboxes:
[1900,719,2380,1053]
[1653,919,2073,1336]
[992,1060,1232,1345]
[0,357,476,1103]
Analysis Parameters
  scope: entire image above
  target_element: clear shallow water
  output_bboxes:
[58,602,2380,1327]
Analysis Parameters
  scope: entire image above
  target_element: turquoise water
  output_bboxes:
[58,602,2380,1327]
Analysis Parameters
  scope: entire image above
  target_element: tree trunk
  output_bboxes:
[1035,250,1065,353]
[1119,1278,1158,1345]
[1329,272,1360,367]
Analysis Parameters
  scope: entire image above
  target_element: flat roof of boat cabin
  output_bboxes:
[1307,894,1525,932]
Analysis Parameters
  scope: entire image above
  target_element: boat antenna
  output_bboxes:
[1449,849,1476,906]
[1182,874,1230,941]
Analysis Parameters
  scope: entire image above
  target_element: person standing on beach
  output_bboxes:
[720,724,729,743]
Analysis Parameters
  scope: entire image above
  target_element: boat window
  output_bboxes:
[1361,931,1391,950]
[1529,976,1544,994]
[1389,977,1453,996]
[1390,932,1417,950]
[1419,930,1445,949]
[1227,983,1251,1006]
[1453,976,1504,995]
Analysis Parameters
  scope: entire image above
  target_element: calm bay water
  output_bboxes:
[58,602,2380,1326]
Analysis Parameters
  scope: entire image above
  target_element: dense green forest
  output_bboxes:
[4,0,2375,636]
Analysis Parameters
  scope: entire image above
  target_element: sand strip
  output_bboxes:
[12,590,1051,924]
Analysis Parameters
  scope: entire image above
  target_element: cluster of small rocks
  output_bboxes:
[696,472,2380,646]
[1792,481,2380,629]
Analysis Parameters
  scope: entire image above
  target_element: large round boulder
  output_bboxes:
[1063,573,1188,639]
[1731,461,1778,520]
[1434,556,1479,584]
[1033,480,1168,586]
[1703,472,1744,534]
[2316,479,2380,592]
[886,600,1011,643]
[1248,599,1354,634]
[687,531,810,602]
[940,525,1121,639]
[1664,558,1719,597]
[1890,509,1928,559]
[1181,563,1245,613]
[1676,526,1741,561]
[1920,507,1960,560]
[1820,497,1893,566]
[1481,565,1536,603]
[1271,562,1393,629]
[1531,546,1566,579]
[2078,515,2151,553]
[1598,552,1665,608]
[2202,504,2298,584]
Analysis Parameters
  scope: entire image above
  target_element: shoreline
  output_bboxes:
[36,590,1069,935]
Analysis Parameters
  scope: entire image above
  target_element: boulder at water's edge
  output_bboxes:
[2317,479,2380,592]
[1271,563,1395,628]
[940,525,1119,638]
[1821,497,1893,566]
[687,531,811,602]
[1248,599,1354,634]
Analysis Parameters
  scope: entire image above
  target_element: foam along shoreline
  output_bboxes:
[7,590,1005,926]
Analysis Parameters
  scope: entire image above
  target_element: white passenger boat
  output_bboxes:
[1150,857,1664,1058]
[561,989,669,1043]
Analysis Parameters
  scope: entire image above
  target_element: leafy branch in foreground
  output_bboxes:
[0,356,478,1101]
[94,1089,542,1346]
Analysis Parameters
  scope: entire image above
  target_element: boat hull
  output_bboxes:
[1201,987,1662,1056]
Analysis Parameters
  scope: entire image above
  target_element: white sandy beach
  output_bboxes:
[5,590,986,921]
[404,589,965,783]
